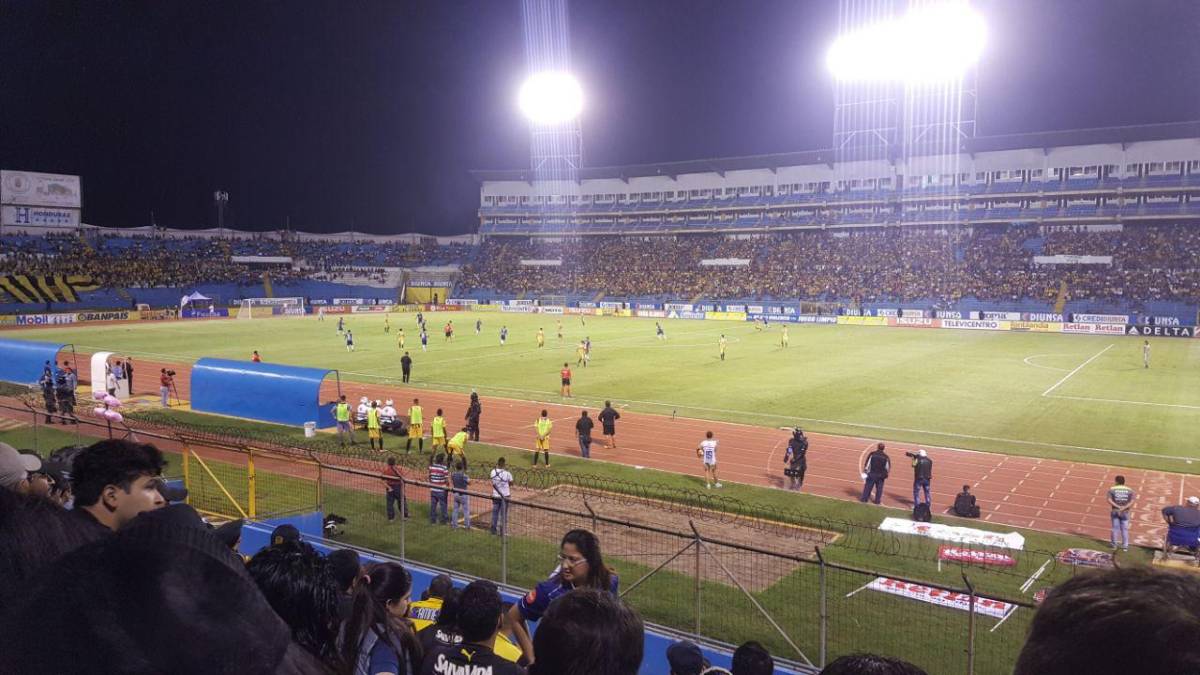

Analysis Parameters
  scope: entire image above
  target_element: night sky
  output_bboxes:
[2,0,1198,235]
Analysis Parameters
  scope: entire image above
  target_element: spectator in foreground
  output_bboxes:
[667,639,709,675]
[70,439,167,532]
[340,561,423,675]
[528,588,643,675]
[418,580,525,675]
[409,573,455,624]
[731,641,773,675]
[507,529,619,663]
[820,654,927,674]
[1014,567,1200,674]
[246,541,344,667]
[0,503,329,675]
[0,486,106,609]
[416,586,462,655]
[0,442,41,495]
[329,548,364,620]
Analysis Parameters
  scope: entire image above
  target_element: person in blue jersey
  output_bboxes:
[505,528,618,665]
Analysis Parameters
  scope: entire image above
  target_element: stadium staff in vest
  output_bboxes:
[367,401,383,451]
[333,395,354,446]
[859,443,890,505]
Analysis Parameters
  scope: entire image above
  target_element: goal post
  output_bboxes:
[237,297,306,319]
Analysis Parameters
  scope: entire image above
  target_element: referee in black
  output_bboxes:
[400,351,413,383]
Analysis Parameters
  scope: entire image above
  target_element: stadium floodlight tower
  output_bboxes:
[828,0,983,203]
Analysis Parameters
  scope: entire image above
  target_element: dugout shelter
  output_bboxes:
[0,338,75,385]
[190,358,341,428]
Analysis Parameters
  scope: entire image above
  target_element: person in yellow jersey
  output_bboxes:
[781,324,789,348]
[556,319,563,341]
[534,409,553,467]
[406,398,424,454]
[719,334,728,361]
[431,408,447,451]
[384,317,391,334]
[537,327,545,347]
[332,394,354,446]
[409,578,524,664]
[575,340,586,366]
[398,327,406,349]
[447,427,469,465]
[367,400,384,452]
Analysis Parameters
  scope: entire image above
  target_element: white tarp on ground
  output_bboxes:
[878,517,1026,550]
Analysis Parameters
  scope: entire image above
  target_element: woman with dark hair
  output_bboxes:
[339,561,423,675]
[246,541,344,667]
[505,529,618,664]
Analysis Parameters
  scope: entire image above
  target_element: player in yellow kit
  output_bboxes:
[431,409,447,450]
[719,335,727,361]
[537,327,545,347]
[781,324,789,348]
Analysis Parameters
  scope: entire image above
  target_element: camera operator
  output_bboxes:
[54,367,77,424]
[906,449,933,509]
[159,368,175,408]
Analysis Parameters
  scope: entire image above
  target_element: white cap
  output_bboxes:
[1188,496,1199,506]
[359,397,368,404]
[918,449,927,457]
[385,399,394,406]
[0,442,40,489]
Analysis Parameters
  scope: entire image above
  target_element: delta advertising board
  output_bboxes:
[1126,325,1196,338]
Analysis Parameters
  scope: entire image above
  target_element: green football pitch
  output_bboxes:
[13,311,1200,469]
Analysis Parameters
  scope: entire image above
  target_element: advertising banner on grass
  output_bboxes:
[668,310,707,320]
[747,313,795,323]
[446,299,478,306]
[879,517,1025,550]
[865,577,1016,619]
[705,311,747,322]
[1022,312,1065,322]
[900,309,928,318]
[889,317,939,328]
[941,319,1006,331]
[1055,549,1114,569]
[937,545,1017,567]
[665,303,694,312]
[876,308,899,317]
[314,306,349,315]
[1126,325,1195,338]
[501,305,535,313]
[935,311,963,319]
[796,315,838,324]
[599,301,624,310]
[539,306,565,315]
[472,304,502,312]
[351,305,389,313]
[636,309,667,318]
[983,311,1022,321]
[332,298,368,306]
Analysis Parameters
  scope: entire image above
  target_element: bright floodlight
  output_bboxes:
[827,3,986,84]
[518,71,583,125]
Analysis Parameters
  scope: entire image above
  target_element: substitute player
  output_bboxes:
[719,335,727,361]
[1143,339,1151,369]
[431,408,447,451]
[781,324,789,348]
[537,327,545,348]
[560,363,572,398]
[447,427,469,465]
[696,431,721,489]
[367,401,384,451]
[534,409,553,466]
[397,327,406,349]
[406,398,424,454]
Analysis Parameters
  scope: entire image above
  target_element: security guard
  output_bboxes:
[333,395,354,446]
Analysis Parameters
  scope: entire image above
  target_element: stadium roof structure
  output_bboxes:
[471,120,1200,183]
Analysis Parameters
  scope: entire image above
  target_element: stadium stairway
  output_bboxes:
[262,271,275,298]
[1054,280,1069,314]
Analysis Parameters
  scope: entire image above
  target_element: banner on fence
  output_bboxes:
[1022,312,1065,322]
[1071,313,1129,324]
[838,316,888,326]
[941,319,1007,331]
[1062,322,1125,335]
[501,305,535,313]
[75,310,138,322]
[600,301,624,309]
[705,311,747,322]
[937,545,1017,567]
[796,315,839,324]
[879,517,1025,550]
[636,309,667,318]
[900,309,928,318]
[565,307,599,315]
[141,309,175,320]
[982,311,1023,321]
[935,311,963,319]
[668,310,707,320]
[747,313,795,323]
[1126,325,1195,338]
[332,298,369,306]
[1009,321,1062,333]
[889,317,939,328]
[864,577,1016,619]
[14,313,75,326]
[540,306,565,315]
[182,308,230,318]
[472,304,501,312]
[315,306,350,315]
[351,305,389,313]
[447,299,478,306]
[508,299,535,306]
[665,303,694,312]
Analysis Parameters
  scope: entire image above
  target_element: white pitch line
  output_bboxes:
[1047,394,1200,412]
[1041,344,1114,397]
[1022,354,1070,373]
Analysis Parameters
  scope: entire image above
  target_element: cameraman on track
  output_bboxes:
[159,368,175,408]
[906,449,933,508]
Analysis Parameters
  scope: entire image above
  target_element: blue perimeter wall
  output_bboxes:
[241,514,804,675]
[191,358,337,428]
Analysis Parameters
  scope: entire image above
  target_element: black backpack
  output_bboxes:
[913,502,932,523]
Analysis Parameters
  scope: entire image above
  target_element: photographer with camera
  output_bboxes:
[159,368,175,408]
[906,449,933,519]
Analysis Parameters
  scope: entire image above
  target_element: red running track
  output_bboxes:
[72,350,1196,548]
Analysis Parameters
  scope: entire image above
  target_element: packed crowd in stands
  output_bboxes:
[457,224,1200,308]
[3,437,1198,674]
[1,224,1198,310]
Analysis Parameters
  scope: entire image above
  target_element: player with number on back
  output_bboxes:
[696,431,721,489]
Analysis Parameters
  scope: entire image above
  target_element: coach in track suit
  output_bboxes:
[860,442,891,505]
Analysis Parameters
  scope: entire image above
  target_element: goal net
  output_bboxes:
[237,297,306,319]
